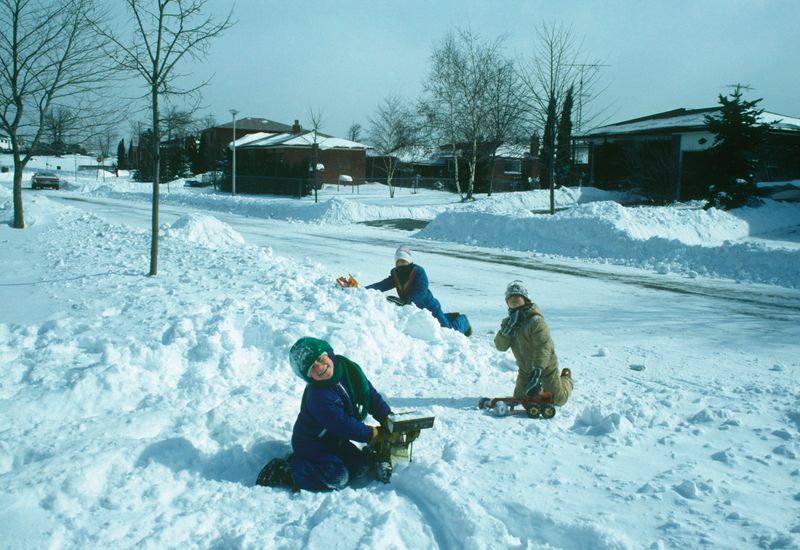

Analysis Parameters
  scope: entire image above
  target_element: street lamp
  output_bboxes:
[229,109,239,195]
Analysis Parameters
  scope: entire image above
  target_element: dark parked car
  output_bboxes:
[31,171,60,190]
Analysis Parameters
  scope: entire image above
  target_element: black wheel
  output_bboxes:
[542,405,556,419]
[526,405,541,418]
[478,397,491,409]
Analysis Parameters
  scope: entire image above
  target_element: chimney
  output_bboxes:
[292,119,302,135]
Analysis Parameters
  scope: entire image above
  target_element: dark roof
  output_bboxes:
[216,117,295,132]
[579,107,800,140]
[605,107,719,127]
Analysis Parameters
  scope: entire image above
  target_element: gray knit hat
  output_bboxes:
[505,280,530,301]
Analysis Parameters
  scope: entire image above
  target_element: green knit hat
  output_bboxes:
[290,337,335,383]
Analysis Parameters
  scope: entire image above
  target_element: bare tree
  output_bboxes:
[0,0,114,228]
[368,96,416,198]
[346,122,362,143]
[44,106,81,153]
[420,32,466,198]
[421,29,509,200]
[519,22,607,213]
[308,107,324,203]
[484,52,527,196]
[94,126,117,180]
[162,107,193,141]
[95,0,233,275]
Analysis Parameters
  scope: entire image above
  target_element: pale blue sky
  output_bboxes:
[165,0,799,137]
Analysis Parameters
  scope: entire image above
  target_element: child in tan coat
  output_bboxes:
[494,281,573,405]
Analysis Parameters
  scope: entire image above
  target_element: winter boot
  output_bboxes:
[256,455,295,489]
[524,367,544,397]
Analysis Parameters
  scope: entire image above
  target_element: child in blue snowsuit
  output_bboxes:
[288,337,392,491]
[366,246,471,336]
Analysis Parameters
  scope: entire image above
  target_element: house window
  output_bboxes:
[504,160,521,174]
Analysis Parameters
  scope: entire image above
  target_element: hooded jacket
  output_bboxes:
[494,302,570,405]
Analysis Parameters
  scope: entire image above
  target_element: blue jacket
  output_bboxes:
[366,264,451,328]
[291,359,392,461]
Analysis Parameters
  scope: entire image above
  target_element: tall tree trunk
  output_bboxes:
[149,84,160,276]
[388,157,395,198]
[488,151,497,196]
[13,163,24,229]
[466,137,478,200]
[451,143,463,198]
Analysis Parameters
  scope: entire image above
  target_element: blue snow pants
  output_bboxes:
[445,313,471,335]
[290,440,369,491]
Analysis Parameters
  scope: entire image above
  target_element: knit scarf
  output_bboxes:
[507,302,533,317]
[310,355,371,422]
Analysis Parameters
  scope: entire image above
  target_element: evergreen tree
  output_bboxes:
[703,85,768,209]
[117,139,127,170]
[555,86,574,187]
[127,139,135,171]
[192,133,207,174]
[134,130,154,182]
[540,95,557,208]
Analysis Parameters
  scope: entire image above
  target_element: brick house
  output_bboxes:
[365,135,540,193]
[488,137,541,192]
[578,107,800,200]
[365,145,450,184]
[199,117,296,173]
[227,128,366,194]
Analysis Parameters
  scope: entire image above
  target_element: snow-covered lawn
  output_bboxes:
[1,164,799,548]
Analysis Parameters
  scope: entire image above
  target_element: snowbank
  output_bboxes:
[1,193,798,548]
[416,200,800,287]
[164,214,246,249]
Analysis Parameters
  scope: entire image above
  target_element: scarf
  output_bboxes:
[290,337,371,421]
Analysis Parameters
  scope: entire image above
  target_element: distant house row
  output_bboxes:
[577,108,800,200]
[197,107,800,199]
[198,116,543,194]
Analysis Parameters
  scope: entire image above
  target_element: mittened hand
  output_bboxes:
[336,275,359,288]
[369,425,390,446]
[500,309,521,336]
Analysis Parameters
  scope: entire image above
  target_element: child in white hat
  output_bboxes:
[366,246,471,336]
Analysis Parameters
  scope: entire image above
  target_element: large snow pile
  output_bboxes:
[1,193,798,548]
[77,179,635,224]
[416,200,800,287]
[164,213,246,249]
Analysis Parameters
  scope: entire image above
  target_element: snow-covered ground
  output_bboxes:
[1,159,799,548]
